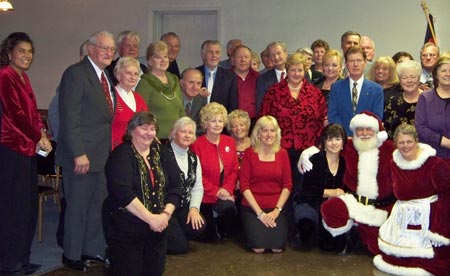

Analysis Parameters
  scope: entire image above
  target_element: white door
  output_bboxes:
[154,10,219,70]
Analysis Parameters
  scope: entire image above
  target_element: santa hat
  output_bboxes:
[349,111,388,143]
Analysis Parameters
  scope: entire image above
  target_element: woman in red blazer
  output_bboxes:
[190,102,239,242]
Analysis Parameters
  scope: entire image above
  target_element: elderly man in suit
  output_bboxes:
[196,40,238,113]
[327,46,384,136]
[56,31,115,271]
[255,41,288,114]
[180,68,207,128]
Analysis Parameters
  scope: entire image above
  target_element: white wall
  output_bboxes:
[0,0,448,108]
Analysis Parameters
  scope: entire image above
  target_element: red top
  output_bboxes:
[233,68,259,118]
[0,65,44,156]
[190,134,239,204]
[111,91,148,149]
[240,147,292,209]
[260,78,326,150]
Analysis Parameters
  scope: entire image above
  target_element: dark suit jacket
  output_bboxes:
[195,65,238,113]
[255,68,278,114]
[327,77,384,136]
[56,57,115,171]
[184,95,207,135]
[106,57,148,85]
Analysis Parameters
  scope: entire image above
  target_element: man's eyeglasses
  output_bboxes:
[91,43,116,53]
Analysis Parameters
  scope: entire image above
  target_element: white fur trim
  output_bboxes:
[341,194,388,226]
[378,237,434,258]
[373,255,433,276]
[350,113,380,132]
[357,148,379,199]
[322,218,353,237]
[393,143,436,170]
[428,231,450,246]
[377,131,388,145]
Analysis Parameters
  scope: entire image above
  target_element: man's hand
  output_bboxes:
[74,155,90,175]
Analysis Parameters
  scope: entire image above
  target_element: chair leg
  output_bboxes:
[38,195,43,242]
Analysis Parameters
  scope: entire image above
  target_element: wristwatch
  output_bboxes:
[275,207,282,212]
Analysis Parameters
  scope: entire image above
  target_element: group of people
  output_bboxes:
[1,27,450,276]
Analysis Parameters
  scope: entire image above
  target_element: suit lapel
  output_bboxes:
[83,59,114,120]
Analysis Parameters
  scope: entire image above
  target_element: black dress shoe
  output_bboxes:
[23,263,42,275]
[81,255,108,266]
[62,255,87,271]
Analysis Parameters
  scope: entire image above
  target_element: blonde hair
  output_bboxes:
[366,56,399,87]
[226,109,251,134]
[393,124,418,144]
[199,102,228,131]
[146,40,168,62]
[251,116,281,153]
[322,49,343,78]
[285,52,307,70]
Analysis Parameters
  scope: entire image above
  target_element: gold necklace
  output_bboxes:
[159,90,176,101]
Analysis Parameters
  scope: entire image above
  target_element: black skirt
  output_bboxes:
[240,206,288,250]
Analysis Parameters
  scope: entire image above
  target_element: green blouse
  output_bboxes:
[136,71,185,139]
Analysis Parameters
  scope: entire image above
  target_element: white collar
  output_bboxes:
[393,143,436,170]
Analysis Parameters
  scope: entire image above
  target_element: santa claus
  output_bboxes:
[298,111,396,255]
[373,124,450,276]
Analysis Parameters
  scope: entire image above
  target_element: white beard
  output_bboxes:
[353,135,379,152]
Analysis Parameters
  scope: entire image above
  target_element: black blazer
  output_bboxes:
[195,65,238,113]
[255,68,278,114]
[56,57,115,171]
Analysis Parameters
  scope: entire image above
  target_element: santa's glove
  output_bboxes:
[297,146,320,174]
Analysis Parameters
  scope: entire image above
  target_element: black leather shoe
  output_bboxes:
[81,254,108,266]
[62,255,87,271]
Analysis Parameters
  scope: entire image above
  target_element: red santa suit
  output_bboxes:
[373,143,450,276]
[320,112,396,255]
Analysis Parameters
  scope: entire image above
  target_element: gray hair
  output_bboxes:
[169,116,197,142]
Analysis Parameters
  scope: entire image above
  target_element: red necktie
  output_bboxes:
[280,71,285,81]
[101,72,114,114]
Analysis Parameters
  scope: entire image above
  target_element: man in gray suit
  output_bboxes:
[56,31,115,271]
[180,68,207,131]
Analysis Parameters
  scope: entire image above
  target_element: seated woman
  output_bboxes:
[366,56,401,103]
[383,60,422,139]
[166,117,206,254]
[374,124,450,276]
[190,102,239,242]
[293,124,347,251]
[102,112,181,276]
[111,57,148,149]
[227,109,252,165]
[240,116,292,253]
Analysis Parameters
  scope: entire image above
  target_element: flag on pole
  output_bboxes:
[424,12,436,44]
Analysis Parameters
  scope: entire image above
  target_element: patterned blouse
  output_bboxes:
[383,93,417,139]
[260,78,327,150]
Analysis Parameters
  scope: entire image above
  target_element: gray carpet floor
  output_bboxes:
[30,199,63,275]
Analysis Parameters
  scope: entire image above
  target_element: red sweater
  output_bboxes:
[240,147,292,208]
[190,134,239,204]
[111,91,148,149]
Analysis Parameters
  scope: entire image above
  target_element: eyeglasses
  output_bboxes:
[421,53,437,58]
[91,43,116,53]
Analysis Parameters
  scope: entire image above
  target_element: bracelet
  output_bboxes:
[275,206,282,212]
[257,211,264,220]
[162,210,172,217]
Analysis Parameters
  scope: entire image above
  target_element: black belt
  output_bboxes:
[351,193,395,208]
